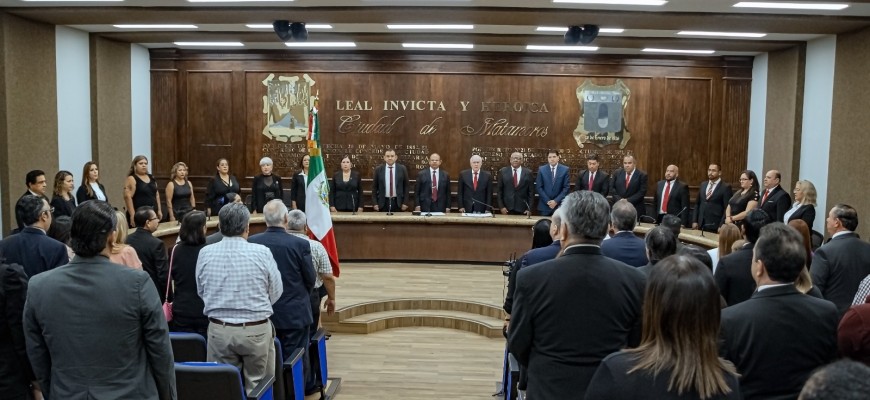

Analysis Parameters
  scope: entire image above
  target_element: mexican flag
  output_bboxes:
[306,98,341,277]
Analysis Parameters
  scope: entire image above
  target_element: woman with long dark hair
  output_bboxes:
[50,170,77,218]
[725,170,759,226]
[165,162,196,223]
[76,161,108,204]
[290,154,310,211]
[124,155,162,226]
[205,158,240,217]
[329,155,364,213]
[586,255,740,399]
[169,211,210,338]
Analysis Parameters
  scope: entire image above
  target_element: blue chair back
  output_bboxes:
[310,328,329,388]
[175,362,274,400]
[169,332,207,362]
[283,348,305,400]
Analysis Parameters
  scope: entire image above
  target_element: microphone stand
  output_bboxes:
[522,200,532,220]
[351,194,357,215]
[471,198,497,218]
[387,196,393,216]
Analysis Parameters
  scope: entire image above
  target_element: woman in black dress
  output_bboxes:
[725,169,759,226]
[329,155,364,213]
[124,155,162,227]
[251,156,283,214]
[290,154,310,212]
[168,211,209,339]
[76,161,108,204]
[585,255,740,399]
[205,158,241,217]
[50,170,77,218]
[165,162,196,223]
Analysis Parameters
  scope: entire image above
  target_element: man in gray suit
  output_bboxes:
[23,200,176,400]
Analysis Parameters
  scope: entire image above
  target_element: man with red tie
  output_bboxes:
[497,152,535,215]
[372,149,410,212]
[693,163,733,233]
[576,153,610,197]
[610,155,648,220]
[415,153,451,213]
[652,164,690,226]
[759,169,792,223]
[458,155,493,213]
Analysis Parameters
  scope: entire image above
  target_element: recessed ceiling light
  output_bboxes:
[284,42,357,48]
[526,45,599,51]
[23,0,123,2]
[643,48,715,54]
[733,2,848,10]
[402,43,474,49]
[553,0,667,5]
[536,26,624,33]
[114,24,198,29]
[188,0,291,2]
[246,24,332,29]
[174,42,244,47]
[388,24,474,30]
[677,30,767,38]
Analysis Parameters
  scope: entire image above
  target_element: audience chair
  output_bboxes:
[175,362,274,400]
[812,230,824,251]
[283,348,306,400]
[309,327,329,398]
[272,338,286,400]
[169,332,207,363]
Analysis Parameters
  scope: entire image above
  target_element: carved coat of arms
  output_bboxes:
[572,79,632,149]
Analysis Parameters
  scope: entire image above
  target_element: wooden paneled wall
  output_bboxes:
[150,51,752,208]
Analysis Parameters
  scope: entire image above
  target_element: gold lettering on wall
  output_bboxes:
[337,115,406,134]
[459,118,549,137]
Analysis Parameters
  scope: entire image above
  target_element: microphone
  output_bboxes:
[675,207,688,218]
[387,196,393,216]
[522,200,532,219]
[639,215,657,225]
[471,198,497,217]
[351,193,357,215]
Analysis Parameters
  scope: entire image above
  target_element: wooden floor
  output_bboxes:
[315,262,508,400]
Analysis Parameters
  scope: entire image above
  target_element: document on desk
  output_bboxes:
[423,212,447,216]
[461,212,493,218]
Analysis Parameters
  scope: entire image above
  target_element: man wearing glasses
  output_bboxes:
[0,195,68,277]
[126,206,169,301]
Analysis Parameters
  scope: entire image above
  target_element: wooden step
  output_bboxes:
[324,309,505,339]
[330,298,504,321]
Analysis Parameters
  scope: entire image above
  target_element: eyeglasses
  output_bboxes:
[148,217,160,222]
[41,207,54,215]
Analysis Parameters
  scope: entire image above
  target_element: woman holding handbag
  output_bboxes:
[167,211,209,339]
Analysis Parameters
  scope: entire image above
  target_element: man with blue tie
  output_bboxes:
[535,150,570,216]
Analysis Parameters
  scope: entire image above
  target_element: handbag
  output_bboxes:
[163,245,177,322]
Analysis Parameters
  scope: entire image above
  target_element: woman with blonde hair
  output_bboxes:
[586,255,740,399]
[50,170,77,218]
[108,211,143,270]
[788,219,821,297]
[709,223,741,272]
[165,162,195,223]
[785,179,817,231]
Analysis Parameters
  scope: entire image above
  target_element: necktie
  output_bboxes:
[432,170,438,202]
[588,172,594,191]
[551,167,556,182]
[625,172,631,189]
[706,181,714,200]
[761,189,770,204]
[662,181,671,213]
[473,172,479,191]
[512,168,518,188]
[388,166,394,198]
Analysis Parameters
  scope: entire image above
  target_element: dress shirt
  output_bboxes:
[783,202,801,222]
[756,283,791,292]
[196,236,282,323]
[833,231,852,239]
[707,179,721,195]
[385,164,397,198]
[289,232,332,288]
[90,182,107,201]
[659,180,673,214]
[853,274,870,305]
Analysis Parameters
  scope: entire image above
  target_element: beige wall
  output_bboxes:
[763,45,805,189]
[0,13,58,234]
[830,27,870,240]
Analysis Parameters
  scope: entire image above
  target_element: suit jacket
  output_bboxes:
[76,183,108,205]
[720,285,838,400]
[508,245,645,400]
[249,227,316,330]
[714,245,756,306]
[329,171,364,211]
[289,172,308,212]
[611,169,649,218]
[759,185,792,223]
[787,204,816,231]
[811,232,870,318]
[0,226,68,277]
[652,179,691,226]
[0,262,34,398]
[693,180,733,231]
[251,174,284,213]
[576,169,610,197]
[126,229,169,302]
[496,166,534,214]
[534,164,570,214]
[504,240,561,315]
[415,169,450,212]
[50,195,77,219]
[371,163,410,210]
[13,191,49,233]
[457,169,493,213]
[600,231,648,268]
[23,256,176,400]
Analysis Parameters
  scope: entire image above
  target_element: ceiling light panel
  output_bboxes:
[284,42,357,48]
[643,48,715,54]
[114,24,198,29]
[536,26,624,33]
[388,24,474,30]
[526,45,599,51]
[733,2,849,10]
[677,31,766,38]
[553,0,667,5]
[246,24,333,29]
[174,41,244,46]
[402,43,474,49]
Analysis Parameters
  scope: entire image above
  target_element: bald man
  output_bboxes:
[415,153,451,213]
[759,169,792,223]
[652,164,690,227]
[458,155,493,213]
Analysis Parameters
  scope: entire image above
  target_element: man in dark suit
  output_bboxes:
[693,163,732,233]
[248,200,316,367]
[509,191,645,400]
[637,226,677,275]
[12,170,48,234]
[759,169,792,223]
[415,153,450,213]
[371,149,410,212]
[457,155,493,213]
[0,195,68,278]
[715,209,770,306]
[811,204,870,318]
[126,206,169,301]
[601,200,648,267]
[720,222,838,400]
[497,152,534,215]
[610,155,648,220]
[23,200,176,400]
[576,153,609,197]
[0,260,36,400]
[534,150,570,216]
[652,164,690,226]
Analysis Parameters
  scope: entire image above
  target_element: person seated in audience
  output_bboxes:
[586,255,741,399]
[788,219,821,297]
[13,170,48,234]
[724,170,759,227]
[124,155,162,227]
[329,155,364,213]
[205,158,241,217]
[169,211,209,339]
[601,199,648,267]
[23,200,176,400]
[76,161,108,204]
[715,209,771,306]
[251,157,283,214]
[205,192,244,245]
[798,360,870,400]
[660,215,685,252]
[50,170,76,218]
[709,223,740,272]
[508,191,646,399]
[0,195,68,277]
[290,155,310,212]
[720,222,839,400]
[637,226,677,275]
[785,179,817,230]
[126,207,169,301]
[811,203,870,319]
[47,215,74,260]
[109,211,142,270]
[165,162,195,223]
